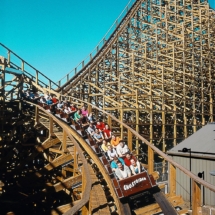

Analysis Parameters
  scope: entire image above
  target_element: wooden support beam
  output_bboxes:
[54,175,82,192]
[49,116,53,137]
[148,146,154,174]
[120,102,124,139]
[62,129,67,151]
[107,115,112,129]
[73,146,78,176]
[63,166,74,172]
[49,148,64,155]
[192,179,201,215]
[169,164,176,196]
[51,203,73,215]
[153,192,179,215]
[82,167,89,215]
[44,154,73,171]
[127,129,132,151]
[36,138,60,152]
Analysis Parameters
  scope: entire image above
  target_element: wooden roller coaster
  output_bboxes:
[1,0,215,214]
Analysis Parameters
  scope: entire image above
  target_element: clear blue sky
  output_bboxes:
[1,0,215,82]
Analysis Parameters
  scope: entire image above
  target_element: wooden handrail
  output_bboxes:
[0,43,60,89]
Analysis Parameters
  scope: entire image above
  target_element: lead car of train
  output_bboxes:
[99,150,160,210]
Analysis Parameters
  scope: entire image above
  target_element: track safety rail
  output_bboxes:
[0,43,60,91]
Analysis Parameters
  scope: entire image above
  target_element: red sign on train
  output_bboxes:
[118,171,156,197]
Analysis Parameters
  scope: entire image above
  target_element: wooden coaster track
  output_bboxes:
[35,104,124,214]
[1,0,215,214]
[13,96,215,215]
[1,53,215,214]
[53,0,215,154]
[1,0,215,153]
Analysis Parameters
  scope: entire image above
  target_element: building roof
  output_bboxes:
[167,123,215,159]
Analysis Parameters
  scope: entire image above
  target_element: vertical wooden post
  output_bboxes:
[35,106,39,125]
[120,102,124,140]
[148,76,154,174]
[73,146,78,176]
[107,115,112,129]
[36,70,38,86]
[161,66,166,153]
[127,129,132,151]
[135,90,139,155]
[199,8,204,126]
[193,118,197,133]
[191,11,197,134]
[95,67,98,118]
[21,60,24,71]
[82,167,89,214]
[18,75,24,100]
[49,117,53,138]
[173,105,177,146]
[88,104,92,115]
[148,147,154,174]
[61,167,66,179]
[172,43,177,147]
[61,129,67,178]
[62,129,67,151]
[161,67,166,175]
[88,74,91,106]
[182,23,187,140]
[207,5,213,122]
[192,179,201,215]
[169,163,176,196]
[184,116,188,139]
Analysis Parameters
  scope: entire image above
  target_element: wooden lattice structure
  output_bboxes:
[57,0,215,155]
[0,0,215,214]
